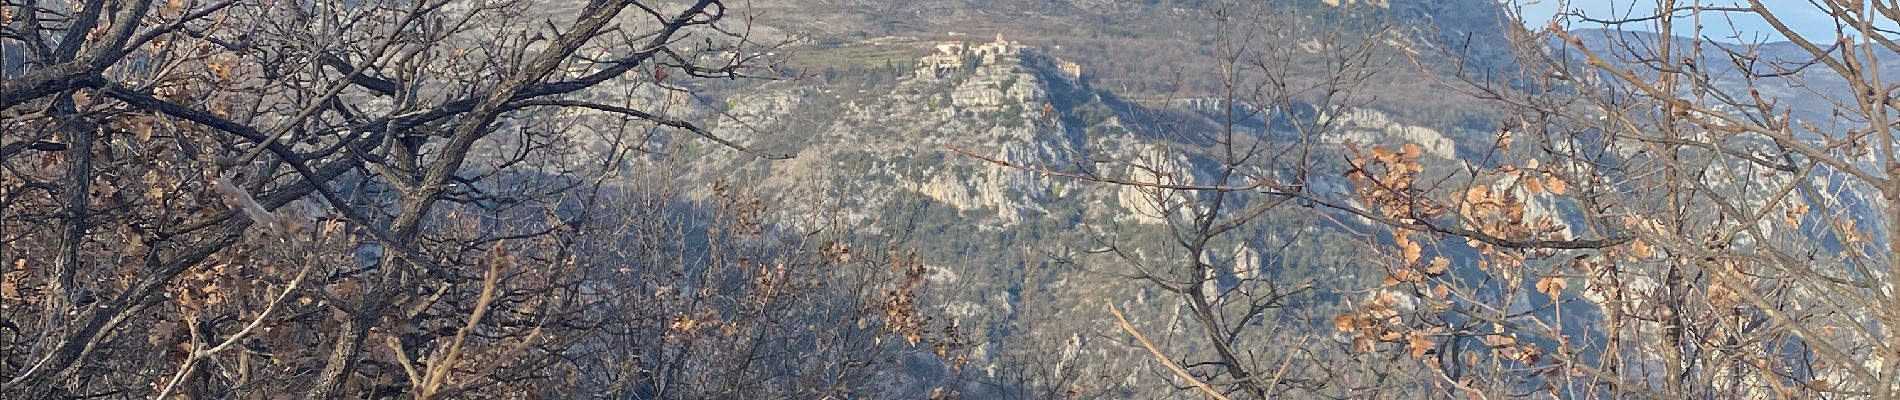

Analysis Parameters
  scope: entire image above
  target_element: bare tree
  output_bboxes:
[0,0,971,398]
[1436,1,1897,396]
[955,1,1426,398]
[1311,0,1900,397]
[963,0,1900,398]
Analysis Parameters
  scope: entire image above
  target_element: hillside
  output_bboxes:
[6,0,1895,398]
[631,30,1518,395]
[629,2,1900,395]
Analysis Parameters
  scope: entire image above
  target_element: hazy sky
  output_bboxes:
[1512,0,1880,42]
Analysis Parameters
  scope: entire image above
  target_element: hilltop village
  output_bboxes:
[917,34,1082,82]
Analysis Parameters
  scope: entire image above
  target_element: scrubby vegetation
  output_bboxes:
[4,0,1897,399]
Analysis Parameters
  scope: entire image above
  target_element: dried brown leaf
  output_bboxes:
[1425,257,1450,275]
[1628,239,1654,259]
[1333,314,1358,332]
[1400,239,1423,265]
[1407,331,1435,358]
[1371,146,1396,164]
[1536,276,1567,298]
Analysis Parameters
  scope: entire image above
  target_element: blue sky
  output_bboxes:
[1511,0,1880,42]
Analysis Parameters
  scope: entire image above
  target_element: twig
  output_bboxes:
[155,260,315,399]
[1105,300,1232,400]
[412,246,506,398]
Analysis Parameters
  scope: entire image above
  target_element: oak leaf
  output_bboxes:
[1333,314,1358,332]
[1535,276,1567,298]
[1407,331,1435,358]
[1545,176,1567,194]
[1628,239,1654,259]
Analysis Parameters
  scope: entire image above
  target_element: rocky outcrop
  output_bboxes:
[1330,108,1458,161]
[950,62,1046,108]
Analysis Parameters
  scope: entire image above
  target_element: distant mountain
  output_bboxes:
[1553,28,1899,130]
[735,0,1520,123]
[1547,28,1894,251]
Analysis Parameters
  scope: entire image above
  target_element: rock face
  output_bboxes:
[635,36,1487,397]
[658,35,1488,268]
[683,37,1117,228]
[949,67,1045,109]
[1330,108,1459,160]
